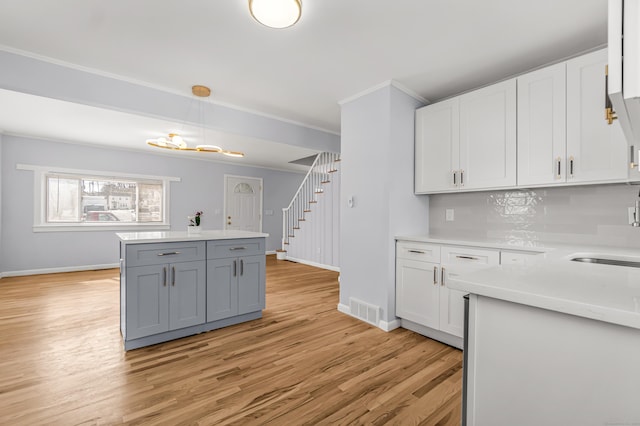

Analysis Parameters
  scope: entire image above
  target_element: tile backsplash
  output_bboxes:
[428,183,640,248]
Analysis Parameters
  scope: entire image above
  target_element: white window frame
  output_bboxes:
[17,164,180,233]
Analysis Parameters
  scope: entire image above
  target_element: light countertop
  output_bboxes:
[396,234,640,330]
[117,230,269,244]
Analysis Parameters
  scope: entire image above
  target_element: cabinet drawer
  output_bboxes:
[501,250,542,265]
[207,238,265,259]
[126,242,206,267]
[441,246,499,267]
[396,241,441,263]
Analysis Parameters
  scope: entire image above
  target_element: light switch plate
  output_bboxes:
[446,209,455,221]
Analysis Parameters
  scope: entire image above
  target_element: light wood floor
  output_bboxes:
[0,256,462,425]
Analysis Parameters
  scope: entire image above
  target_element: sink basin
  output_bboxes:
[570,256,640,268]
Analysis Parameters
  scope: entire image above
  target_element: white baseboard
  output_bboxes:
[284,256,340,272]
[337,303,400,332]
[379,318,402,332]
[266,250,276,255]
[0,263,119,279]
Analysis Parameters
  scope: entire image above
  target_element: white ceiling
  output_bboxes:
[0,0,607,169]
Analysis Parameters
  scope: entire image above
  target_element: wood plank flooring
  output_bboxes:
[0,256,462,425]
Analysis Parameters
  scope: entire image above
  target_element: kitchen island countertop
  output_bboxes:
[117,230,269,244]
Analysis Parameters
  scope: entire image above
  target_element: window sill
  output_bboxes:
[33,223,171,233]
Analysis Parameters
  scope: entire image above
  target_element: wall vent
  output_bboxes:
[349,297,380,326]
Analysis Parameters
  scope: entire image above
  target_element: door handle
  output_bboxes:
[233,260,237,277]
[569,156,574,178]
[162,267,167,287]
[433,266,438,285]
[556,157,562,179]
[240,259,244,276]
[441,267,445,286]
[460,170,464,186]
[229,247,247,251]
[158,251,180,256]
[172,266,176,286]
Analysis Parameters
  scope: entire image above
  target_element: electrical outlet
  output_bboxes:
[446,209,455,221]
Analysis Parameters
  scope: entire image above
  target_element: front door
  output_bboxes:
[224,175,262,232]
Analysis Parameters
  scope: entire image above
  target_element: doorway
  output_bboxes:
[223,175,263,232]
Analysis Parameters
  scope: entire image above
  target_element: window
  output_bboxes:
[18,164,179,232]
[47,174,163,224]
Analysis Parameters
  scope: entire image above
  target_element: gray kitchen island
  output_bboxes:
[117,230,268,350]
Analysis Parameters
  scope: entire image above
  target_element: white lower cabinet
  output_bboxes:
[396,240,501,346]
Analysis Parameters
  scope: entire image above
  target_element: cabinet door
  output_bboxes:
[126,264,169,339]
[567,49,628,183]
[415,98,460,193]
[395,258,440,329]
[440,246,500,338]
[207,258,239,322]
[238,255,266,315]
[169,261,206,330]
[517,63,567,186]
[460,79,517,189]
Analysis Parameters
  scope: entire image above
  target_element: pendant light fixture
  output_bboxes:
[249,0,302,29]
[146,85,244,157]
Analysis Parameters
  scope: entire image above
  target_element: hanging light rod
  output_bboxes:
[146,85,245,158]
[249,0,302,29]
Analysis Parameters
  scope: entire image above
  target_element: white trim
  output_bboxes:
[223,175,264,232]
[284,256,340,272]
[33,224,170,233]
[1,263,119,279]
[16,163,181,182]
[17,164,177,230]
[337,303,399,332]
[265,250,276,255]
[0,44,340,136]
[338,79,429,106]
[379,319,402,332]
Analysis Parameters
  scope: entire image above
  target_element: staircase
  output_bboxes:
[282,152,340,253]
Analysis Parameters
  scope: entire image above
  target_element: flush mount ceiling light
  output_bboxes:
[249,0,302,29]
[146,85,245,157]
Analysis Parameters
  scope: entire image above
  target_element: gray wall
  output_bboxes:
[429,184,640,248]
[340,84,429,325]
[0,135,303,275]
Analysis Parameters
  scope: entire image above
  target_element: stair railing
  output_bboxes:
[282,152,340,250]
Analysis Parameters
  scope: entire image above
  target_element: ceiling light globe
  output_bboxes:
[249,0,301,29]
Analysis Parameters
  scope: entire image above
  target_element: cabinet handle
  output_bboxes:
[456,255,479,261]
[408,249,425,254]
[172,266,176,286]
[441,267,445,286]
[240,259,244,276]
[162,267,167,287]
[460,170,464,186]
[630,146,638,169]
[556,157,562,179]
[233,260,237,277]
[433,266,438,285]
[158,251,180,256]
[569,156,574,177]
[453,171,457,186]
[605,65,618,125]
[229,247,246,251]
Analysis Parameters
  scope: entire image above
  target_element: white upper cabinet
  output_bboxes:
[415,48,631,194]
[415,98,459,193]
[566,49,628,183]
[415,79,516,193]
[517,63,567,186]
[459,79,517,190]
